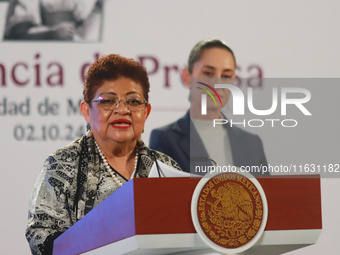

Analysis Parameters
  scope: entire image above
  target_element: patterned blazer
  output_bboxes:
[25,135,181,255]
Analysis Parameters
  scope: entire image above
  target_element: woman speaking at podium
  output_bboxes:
[25,54,181,255]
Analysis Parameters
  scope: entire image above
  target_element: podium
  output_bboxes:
[53,176,322,255]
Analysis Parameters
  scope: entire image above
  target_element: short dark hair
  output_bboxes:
[187,39,236,73]
[83,54,150,104]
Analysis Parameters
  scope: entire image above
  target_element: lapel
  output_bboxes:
[224,115,243,167]
[176,112,245,168]
[172,111,190,161]
[173,112,212,172]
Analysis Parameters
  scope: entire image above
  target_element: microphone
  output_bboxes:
[190,157,217,175]
[151,151,163,177]
[190,156,217,166]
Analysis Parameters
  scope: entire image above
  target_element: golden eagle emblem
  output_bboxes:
[209,183,253,238]
[197,173,264,248]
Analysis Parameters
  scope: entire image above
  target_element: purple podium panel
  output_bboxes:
[53,180,136,255]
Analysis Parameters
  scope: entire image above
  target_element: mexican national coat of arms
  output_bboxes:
[191,171,268,253]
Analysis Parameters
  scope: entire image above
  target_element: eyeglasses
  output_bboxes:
[91,94,147,112]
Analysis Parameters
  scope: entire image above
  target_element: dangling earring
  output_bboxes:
[86,123,92,137]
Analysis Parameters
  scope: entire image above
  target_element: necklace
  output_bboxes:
[94,140,138,187]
